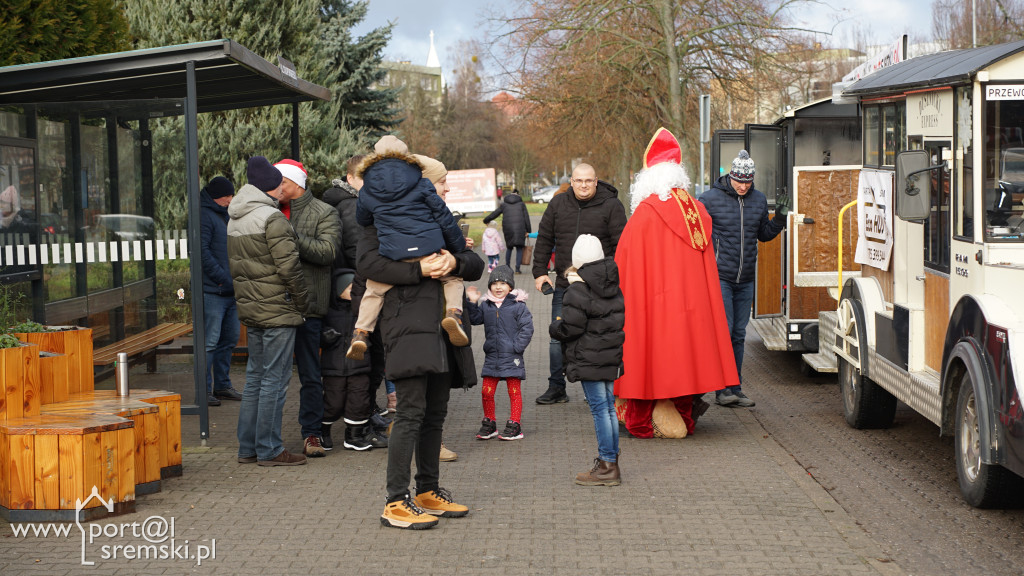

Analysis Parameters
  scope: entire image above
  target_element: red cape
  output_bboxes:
[614,193,739,399]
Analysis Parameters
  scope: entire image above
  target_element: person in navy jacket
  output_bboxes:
[698,150,788,408]
[200,176,242,407]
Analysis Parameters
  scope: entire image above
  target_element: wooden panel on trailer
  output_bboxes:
[756,231,783,316]
[795,170,862,274]
[925,271,950,371]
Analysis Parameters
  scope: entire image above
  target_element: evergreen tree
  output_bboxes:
[319,1,400,139]
[119,0,398,211]
[0,0,130,66]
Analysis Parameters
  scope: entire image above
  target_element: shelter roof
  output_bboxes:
[0,40,329,113]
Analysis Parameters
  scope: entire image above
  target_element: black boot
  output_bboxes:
[344,425,372,451]
[321,422,334,451]
[363,425,389,449]
[536,385,569,405]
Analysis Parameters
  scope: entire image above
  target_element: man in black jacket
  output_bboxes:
[532,163,628,405]
[698,150,788,408]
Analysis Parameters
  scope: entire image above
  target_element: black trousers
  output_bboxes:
[386,372,450,501]
[322,374,372,425]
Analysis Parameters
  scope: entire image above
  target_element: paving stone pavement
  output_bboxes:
[0,270,907,575]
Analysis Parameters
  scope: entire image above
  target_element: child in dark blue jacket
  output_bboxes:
[347,136,468,361]
[465,265,534,441]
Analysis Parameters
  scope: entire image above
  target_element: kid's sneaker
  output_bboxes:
[498,420,523,441]
[476,418,498,440]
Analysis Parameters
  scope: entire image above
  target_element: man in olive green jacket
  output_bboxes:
[274,159,340,458]
[228,156,309,467]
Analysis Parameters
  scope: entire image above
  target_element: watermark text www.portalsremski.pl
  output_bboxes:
[10,486,217,566]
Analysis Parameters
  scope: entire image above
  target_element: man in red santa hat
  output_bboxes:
[614,128,739,437]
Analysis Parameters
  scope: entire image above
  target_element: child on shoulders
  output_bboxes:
[346,135,468,360]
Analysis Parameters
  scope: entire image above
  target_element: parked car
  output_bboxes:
[532,185,559,204]
[95,214,155,241]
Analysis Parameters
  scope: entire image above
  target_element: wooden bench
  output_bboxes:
[42,397,163,494]
[93,323,192,373]
[68,390,183,480]
[0,327,184,523]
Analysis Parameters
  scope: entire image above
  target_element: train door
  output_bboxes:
[746,124,785,318]
[921,140,952,371]
[710,130,744,189]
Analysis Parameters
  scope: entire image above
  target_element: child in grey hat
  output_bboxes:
[466,265,534,441]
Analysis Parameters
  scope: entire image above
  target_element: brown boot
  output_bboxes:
[441,309,469,346]
[574,458,621,486]
[346,329,370,360]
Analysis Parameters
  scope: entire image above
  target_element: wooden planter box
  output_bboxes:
[13,327,94,399]
[1,343,39,422]
[0,414,135,522]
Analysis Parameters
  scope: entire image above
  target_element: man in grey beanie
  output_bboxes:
[698,150,789,408]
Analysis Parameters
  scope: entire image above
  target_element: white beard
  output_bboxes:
[629,162,691,213]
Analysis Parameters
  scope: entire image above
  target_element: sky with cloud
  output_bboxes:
[352,0,937,72]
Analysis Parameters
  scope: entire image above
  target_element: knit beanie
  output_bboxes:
[274,159,307,190]
[204,176,234,199]
[488,265,515,290]
[729,150,756,183]
[246,156,283,193]
[413,154,447,184]
[333,269,355,299]
[374,134,409,155]
[572,234,605,269]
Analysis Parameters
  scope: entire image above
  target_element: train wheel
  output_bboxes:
[955,374,1021,508]
[837,298,896,429]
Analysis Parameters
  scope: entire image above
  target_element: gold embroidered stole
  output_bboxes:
[669,188,708,251]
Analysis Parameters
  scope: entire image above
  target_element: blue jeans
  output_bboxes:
[203,293,239,394]
[720,279,755,391]
[295,317,324,439]
[487,255,499,270]
[505,245,524,271]
[581,380,618,462]
[237,326,296,461]
[548,286,566,390]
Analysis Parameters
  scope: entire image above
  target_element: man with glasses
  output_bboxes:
[532,163,627,404]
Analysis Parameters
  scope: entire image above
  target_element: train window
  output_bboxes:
[983,91,1024,242]
[793,118,861,167]
[924,141,951,272]
[864,107,880,166]
[954,87,973,240]
[863,102,906,168]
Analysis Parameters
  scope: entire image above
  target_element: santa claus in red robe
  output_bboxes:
[614,128,740,437]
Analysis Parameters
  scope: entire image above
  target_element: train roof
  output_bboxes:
[844,39,1024,98]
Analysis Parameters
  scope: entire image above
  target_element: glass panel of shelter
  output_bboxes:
[0,100,193,354]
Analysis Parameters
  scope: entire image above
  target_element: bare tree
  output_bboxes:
[490,0,822,185]
[933,0,1024,48]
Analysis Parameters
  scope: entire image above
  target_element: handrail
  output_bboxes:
[836,199,859,299]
